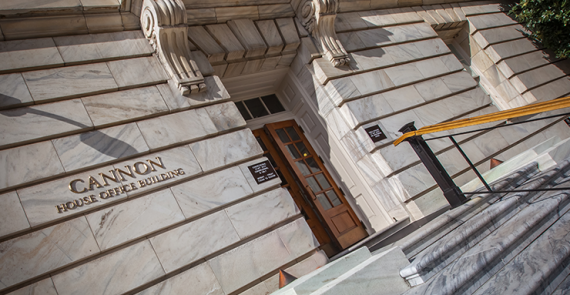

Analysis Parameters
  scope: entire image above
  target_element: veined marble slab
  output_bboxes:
[0,191,29,238]
[205,102,247,132]
[53,123,149,172]
[6,278,58,295]
[383,85,425,112]
[241,283,271,295]
[17,164,126,227]
[106,56,169,89]
[278,218,320,257]
[22,63,118,103]
[170,166,253,219]
[0,141,65,191]
[187,26,226,63]
[54,31,153,64]
[116,145,203,198]
[413,76,452,101]
[256,20,284,57]
[227,19,267,59]
[440,70,478,92]
[137,262,224,295]
[263,250,329,292]
[0,99,93,148]
[86,189,184,251]
[275,18,300,53]
[82,86,168,127]
[209,229,292,294]
[190,129,263,172]
[137,108,217,150]
[150,210,241,273]
[0,216,99,290]
[340,93,393,128]
[209,218,317,294]
[0,0,82,15]
[467,12,517,32]
[0,73,33,109]
[226,188,299,238]
[157,75,230,111]
[238,158,282,192]
[0,38,64,73]
[205,24,246,62]
[52,240,164,295]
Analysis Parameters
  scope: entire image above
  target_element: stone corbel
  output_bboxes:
[141,0,206,94]
[298,0,349,67]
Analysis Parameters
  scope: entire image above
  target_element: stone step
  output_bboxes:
[309,247,410,295]
[403,172,570,294]
[399,161,570,286]
[273,247,372,295]
[473,193,570,295]
[329,217,410,261]
[379,162,539,259]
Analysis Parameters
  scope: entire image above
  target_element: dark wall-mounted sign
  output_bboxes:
[248,160,278,184]
[365,125,387,143]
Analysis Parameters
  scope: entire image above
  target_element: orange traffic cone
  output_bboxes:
[278,269,297,288]
[490,158,503,169]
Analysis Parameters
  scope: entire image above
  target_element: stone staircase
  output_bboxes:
[270,139,570,295]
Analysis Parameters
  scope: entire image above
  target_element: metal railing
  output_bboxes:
[395,96,570,208]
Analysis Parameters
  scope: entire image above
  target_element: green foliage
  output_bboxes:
[509,0,570,59]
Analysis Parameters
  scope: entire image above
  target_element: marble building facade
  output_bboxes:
[0,0,569,294]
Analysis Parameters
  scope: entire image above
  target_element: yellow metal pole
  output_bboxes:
[394,96,570,146]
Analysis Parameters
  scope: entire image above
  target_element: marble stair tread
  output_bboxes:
[272,247,371,295]
[461,136,565,192]
[386,162,540,259]
[473,194,570,295]
[329,217,410,262]
[403,173,570,295]
[399,161,570,286]
[309,247,410,295]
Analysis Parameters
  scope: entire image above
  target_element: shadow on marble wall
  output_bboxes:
[1,95,139,159]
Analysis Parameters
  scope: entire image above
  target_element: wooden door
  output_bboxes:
[252,129,339,256]
[264,120,368,249]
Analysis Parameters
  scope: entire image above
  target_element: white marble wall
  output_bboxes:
[0,15,322,294]
[287,4,570,226]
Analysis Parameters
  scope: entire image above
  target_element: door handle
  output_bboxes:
[305,185,316,200]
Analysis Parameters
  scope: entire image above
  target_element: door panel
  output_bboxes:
[252,128,336,255]
[264,120,368,249]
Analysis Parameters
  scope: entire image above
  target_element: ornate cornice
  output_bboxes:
[141,0,206,94]
[298,0,349,67]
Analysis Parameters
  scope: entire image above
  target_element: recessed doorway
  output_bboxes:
[253,120,368,256]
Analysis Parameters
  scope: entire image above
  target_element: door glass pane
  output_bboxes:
[306,176,321,193]
[295,142,310,157]
[261,94,286,113]
[315,173,331,190]
[285,127,301,141]
[316,193,332,210]
[286,144,301,159]
[275,129,290,143]
[235,101,252,120]
[295,160,311,176]
[326,190,342,207]
[256,137,267,151]
[306,157,321,173]
[244,98,269,118]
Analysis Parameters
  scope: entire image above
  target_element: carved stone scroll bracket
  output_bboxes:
[141,0,206,95]
[298,0,349,67]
